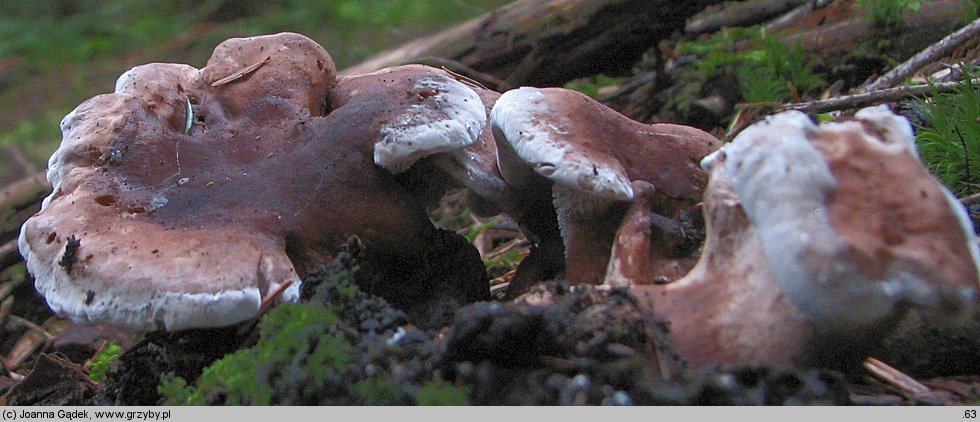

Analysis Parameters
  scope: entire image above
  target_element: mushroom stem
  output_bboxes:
[605,181,655,289]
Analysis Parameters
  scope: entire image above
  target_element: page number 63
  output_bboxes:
[966,410,978,419]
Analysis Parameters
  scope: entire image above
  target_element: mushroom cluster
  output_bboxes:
[18,33,978,373]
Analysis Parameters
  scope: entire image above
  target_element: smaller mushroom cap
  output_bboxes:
[331,65,487,174]
[490,86,720,284]
[491,87,634,201]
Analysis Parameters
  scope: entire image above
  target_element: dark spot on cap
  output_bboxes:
[95,194,117,206]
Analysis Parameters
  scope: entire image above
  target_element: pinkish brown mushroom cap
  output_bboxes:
[630,107,979,369]
[19,33,489,331]
[490,87,721,285]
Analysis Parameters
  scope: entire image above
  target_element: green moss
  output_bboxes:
[88,342,122,384]
[484,248,523,279]
[856,0,922,30]
[675,27,824,105]
[564,74,622,99]
[159,304,352,405]
[351,377,412,405]
[417,380,470,406]
[916,74,980,195]
[158,241,466,406]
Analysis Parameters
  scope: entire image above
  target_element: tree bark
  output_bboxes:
[342,0,721,87]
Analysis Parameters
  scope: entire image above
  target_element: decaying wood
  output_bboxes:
[0,172,49,246]
[685,0,807,34]
[778,0,971,62]
[861,17,980,93]
[3,353,99,406]
[343,0,721,87]
[763,0,832,32]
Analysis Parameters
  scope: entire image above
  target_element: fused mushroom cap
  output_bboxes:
[703,107,979,330]
[631,160,811,368]
[19,34,486,331]
[630,107,979,368]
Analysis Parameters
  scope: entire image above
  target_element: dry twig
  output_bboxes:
[258,279,295,316]
[1,145,36,176]
[861,18,980,93]
[777,79,978,114]
[960,192,980,206]
[485,238,528,261]
[864,357,931,396]
[211,56,271,87]
[0,240,20,272]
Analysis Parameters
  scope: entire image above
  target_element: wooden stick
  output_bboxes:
[211,56,270,87]
[960,192,980,206]
[258,279,295,316]
[0,172,49,245]
[0,239,19,272]
[484,238,528,261]
[685,0,807,34]
[863,357,932,396]
[1,145,36,175]
[861,18,980,93]
[776,79,977,114]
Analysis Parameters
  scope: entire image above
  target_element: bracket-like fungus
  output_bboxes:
[490,87,722,285]
[19,33,490,331]
[626,107,980,369]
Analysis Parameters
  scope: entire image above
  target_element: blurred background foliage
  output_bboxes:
[0,0,512,176]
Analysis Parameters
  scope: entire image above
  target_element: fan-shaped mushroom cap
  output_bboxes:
[490,87,721,284]
[19,33,488,331]
[628,107,979,368]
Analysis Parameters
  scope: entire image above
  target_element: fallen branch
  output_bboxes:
[861,17,980,93]
[776,79,977,114]
[685,0,807,34]
[0,240,19,272]
[960,192,980,206]
[1,172,49,245]
[344,0,723,87]
[1,145,36,176]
